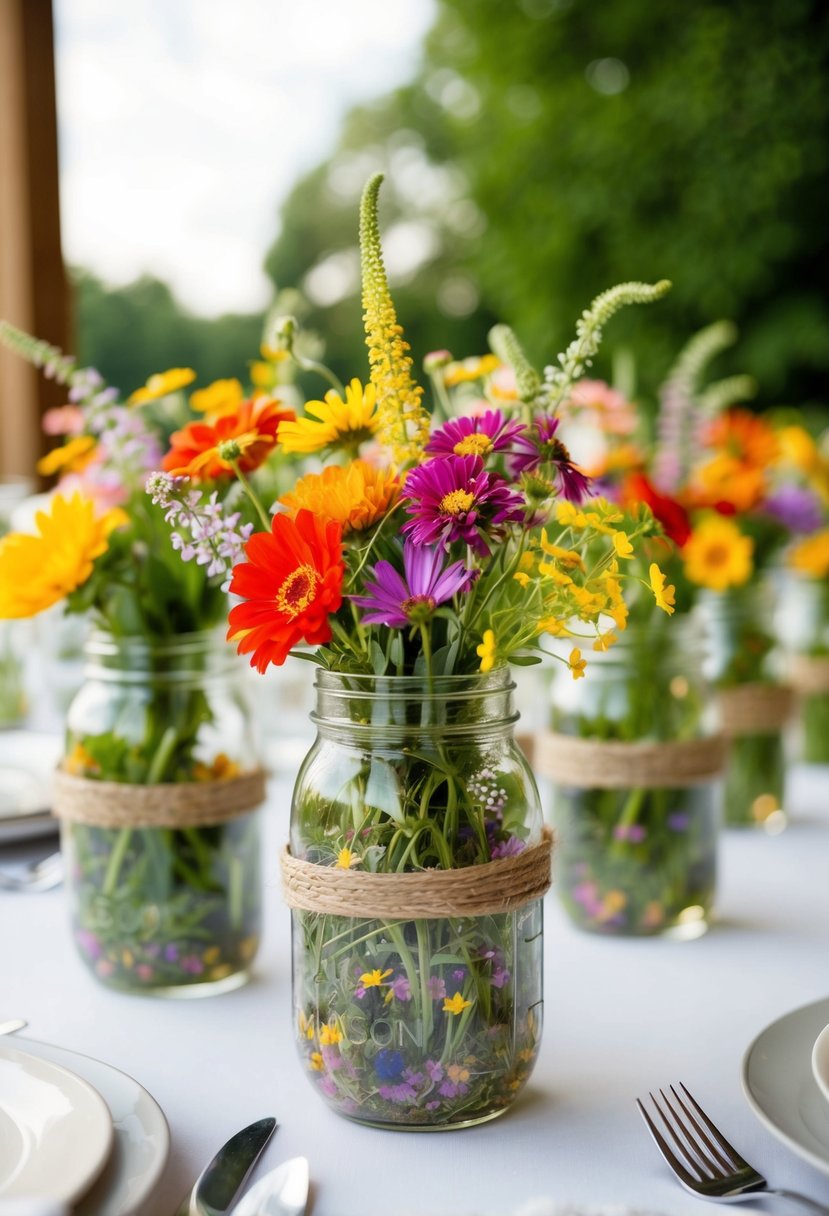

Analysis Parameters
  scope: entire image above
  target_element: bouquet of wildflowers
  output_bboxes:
[148,173,673,1120]
[0,325,296,991]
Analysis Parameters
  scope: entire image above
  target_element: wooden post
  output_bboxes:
[0,0,71,478]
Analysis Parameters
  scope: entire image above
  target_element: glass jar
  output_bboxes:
[548,618,721,939]
[776,571,829,765]
[697,587,789,830]
[60,630,263,996]
[289,668,545,1130]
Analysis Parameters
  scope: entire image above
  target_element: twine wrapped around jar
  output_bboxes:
[519,731,726,789]
[717,683,795,737]
[52,767,267,828]
[280,825,553,919]
[789,656,829,697]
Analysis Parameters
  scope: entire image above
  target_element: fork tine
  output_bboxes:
[669,1085,734,1174]
[679,1083,750,1170]
[659,1086,723,1179]
[635,1098,700,1189]
[655,1088,718,1180]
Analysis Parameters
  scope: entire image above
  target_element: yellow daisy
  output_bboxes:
[683,515,753,591]
[278,379,378,455]
[476,629,497,673]
[36,435,97,477]
[279,461,399,534]
[443,992,473,1015]
[0,493,125,619]
[649,563,676,615]
[189,378,243,416]
[788,529,829,579]
[128,367,196,406]
[443,353,501,387]
[335,847,360,870]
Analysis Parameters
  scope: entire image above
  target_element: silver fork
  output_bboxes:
[637,1083,829,1214]
[0,851,63,892]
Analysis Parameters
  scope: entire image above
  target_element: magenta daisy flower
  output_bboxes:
[402,454,525,555]
[508,415,591,503]
[426,409,524,460]
[353,541,475,628]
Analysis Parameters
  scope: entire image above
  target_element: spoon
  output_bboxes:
[0,1018,27,1035]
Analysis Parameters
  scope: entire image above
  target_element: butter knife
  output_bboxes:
[174,1117,277,1215]
[230,1157,310,1216]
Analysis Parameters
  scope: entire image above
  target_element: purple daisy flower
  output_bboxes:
[426,409,524,460]
[508,415,591,503]
[402,455,525,555]
[353,541,476,628]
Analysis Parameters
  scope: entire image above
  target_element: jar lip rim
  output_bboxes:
[314,667,514,690]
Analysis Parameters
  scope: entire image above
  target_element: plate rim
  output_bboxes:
[741,995,829,1178]
[17,1035,170,1215]
[0,1038,114,1202]
[811,1022,829,1105]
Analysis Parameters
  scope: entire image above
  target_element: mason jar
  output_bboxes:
[697,587,791,830]
[545,618,722,939]
[58,630,264,996]
[776,570,829,765]
[286,668,548,1129]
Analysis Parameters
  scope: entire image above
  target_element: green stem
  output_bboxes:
[102,827,133,898]
[292,355,345,397]
[230,461,272,531]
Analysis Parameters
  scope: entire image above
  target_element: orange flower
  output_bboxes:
[162,396,294,481]
[227,509,344,672]
[279,461,399,534]
[704,409,779,469]
[690,410,779,512]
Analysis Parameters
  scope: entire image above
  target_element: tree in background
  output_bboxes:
[265,0,829,408]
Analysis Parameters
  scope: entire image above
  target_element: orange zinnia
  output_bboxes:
[227,509,344,672]
[162,396,294,481]
[703,409,779,469]
[279,461,399,534]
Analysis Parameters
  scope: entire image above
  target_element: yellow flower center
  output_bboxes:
[453,433,492,457]
[275,564,320,618]
[705,543,730,568]
[440,489,475,515]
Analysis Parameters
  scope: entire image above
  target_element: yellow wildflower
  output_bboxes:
[358,968,392,989]
[443,353,501,387]
[446,1063,471,1083]
[538,561,573,587]
[788,529,829,579]
[593,631,618,652]
[64,742,99,776]
[335,848,360,870]
[476,629,497,673]
[513,571,530,588]
[777,425,819,474]
[568,647,587,679]
[360,174,430,464]
[36,435,97,477]
[128,367,196,405]
[555,501,583,528]
[443,992,473,1016]
[539,616,572,637]
[612,531,634,559]
[319,1023,343,1046]
[279,461,399,534]
[0,493,125,619]
[278,379,378,455]
[539,532,584,569]
[190,378,243,416]
[298,1011,315,1040]
[518,551,535,572]
[649,563,676,615]
[193,753,241,781]
[309,1052,324,1071]
[683,515,753,591]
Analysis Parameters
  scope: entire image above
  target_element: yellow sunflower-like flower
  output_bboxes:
[683,514,753,591]
[649,563,676,615]
[443,353,501,387]
[476,629,497,673]
[278,379,379,455]
[358,968,392,989]
[279,460,399,534]
[0,493,125,619]
[335,847,360,870]
[443,992,473,1016]
[189,378,243,416]
[128,367,196,406]
[36,435,97,477]
[788,529,829,579]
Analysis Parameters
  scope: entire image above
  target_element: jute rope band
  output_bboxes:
[281,824,554,919]
[52,767,267,828]
[717,683,795,737]
[789,655,829,697]
[523,731,726,789]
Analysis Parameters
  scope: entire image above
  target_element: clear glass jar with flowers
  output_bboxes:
[154,173,673,1125]
[0,330,274,994]
[779,528,829,764]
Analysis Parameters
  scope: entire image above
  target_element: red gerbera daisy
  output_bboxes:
[227,509,344,671]
[162,396,295,481]
[623,472,692,548]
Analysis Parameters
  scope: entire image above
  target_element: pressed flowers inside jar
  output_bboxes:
[147,175,674,1124]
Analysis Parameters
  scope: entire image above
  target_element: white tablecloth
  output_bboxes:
[3,759,829,1216]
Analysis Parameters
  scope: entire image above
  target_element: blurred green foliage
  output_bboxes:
[74,0,829,415]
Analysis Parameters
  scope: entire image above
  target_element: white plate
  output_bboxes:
[742,996,829,1177]
[0,732,62,841]
[0,1041,113,1201]
[14,1039,169,1216]
[812,1023,829,1105]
